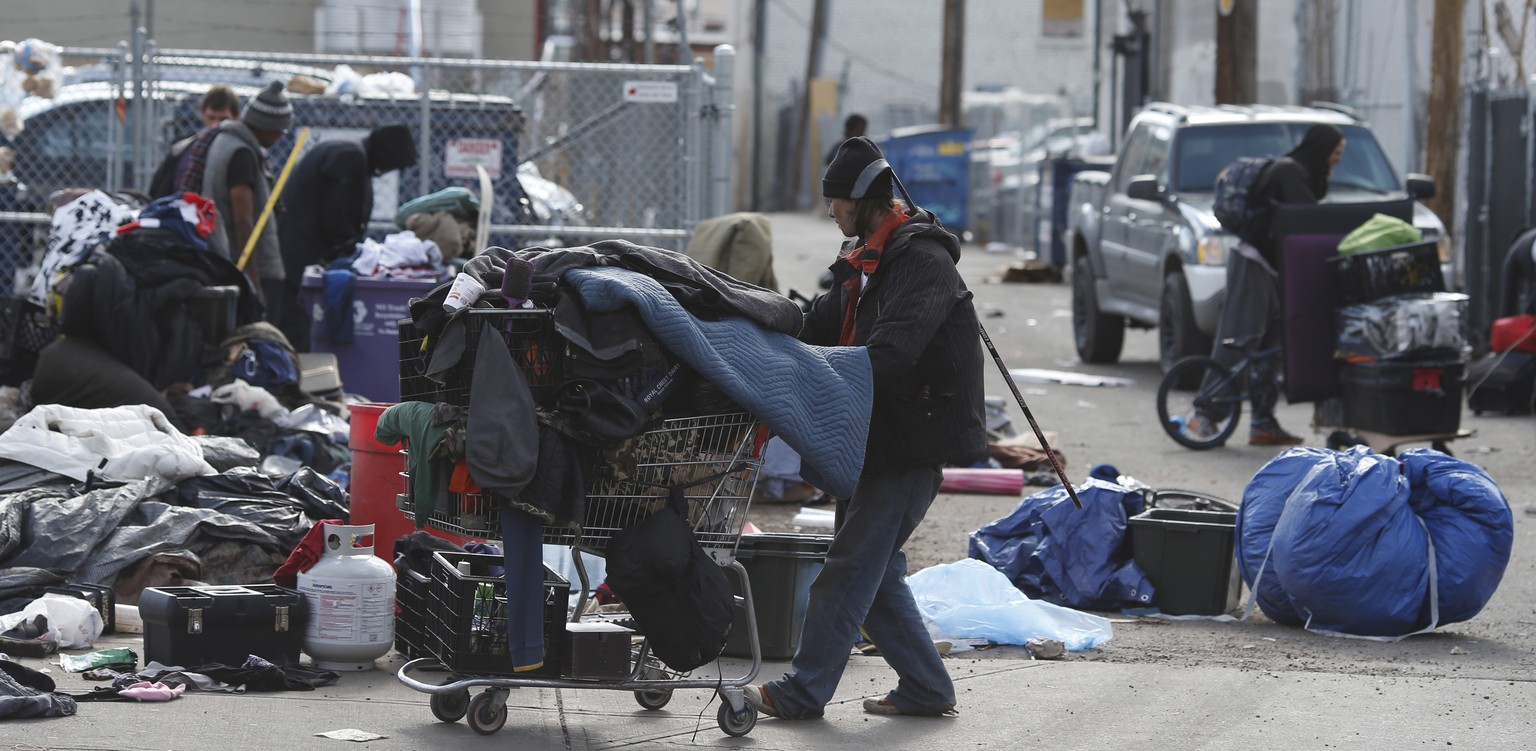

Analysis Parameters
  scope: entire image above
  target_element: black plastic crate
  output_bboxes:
[394,568,431,659]
[46,582,116,635]
[1339,357,1464,435]
[0,297,58,385]
[1128,509,1241,616]
[1327,240,1445,305]
[398,307,564,406]
[427,551,569,676]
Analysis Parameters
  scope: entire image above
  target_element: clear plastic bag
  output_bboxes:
[906,559,1113,651]
[0,593,103,649]
[1336,292,1469,360]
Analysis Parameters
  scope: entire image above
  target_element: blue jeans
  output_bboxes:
[763,465,954,718]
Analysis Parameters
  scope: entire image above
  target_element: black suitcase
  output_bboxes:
[1466,352,1536,416]
[139,584,308,667]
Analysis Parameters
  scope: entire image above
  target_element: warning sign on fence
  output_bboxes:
[445,138,502,179]
[623,81,678,103]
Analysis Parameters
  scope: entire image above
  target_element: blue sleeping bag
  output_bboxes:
[969,478,1154,611]
[1237,446,1512,637]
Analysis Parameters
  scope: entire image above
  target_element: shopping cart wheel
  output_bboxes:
[467,691,508,736]
[717,700,756,737]
[429,689,469,723]
[635,689,673,710]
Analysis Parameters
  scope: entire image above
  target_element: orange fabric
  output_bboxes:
[449,460,482,494]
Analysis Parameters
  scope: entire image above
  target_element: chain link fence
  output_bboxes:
[0,42,736,295]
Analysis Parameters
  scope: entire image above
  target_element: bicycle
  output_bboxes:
[1156,338,1283,450]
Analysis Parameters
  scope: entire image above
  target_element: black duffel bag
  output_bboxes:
[604,482,734,672]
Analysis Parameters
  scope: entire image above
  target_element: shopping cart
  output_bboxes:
[394,393,771,735]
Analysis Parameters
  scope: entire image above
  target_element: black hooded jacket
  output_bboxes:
[1240,124,1345,268]
[277,126,417,280]
[800,209,987,473]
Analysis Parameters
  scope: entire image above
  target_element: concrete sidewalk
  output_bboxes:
[6,629,1531,750]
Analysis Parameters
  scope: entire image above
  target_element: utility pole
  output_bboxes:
[786,0,828,211]
[940,0,966,127]
[1424,0,1465,234]
[1214,0,1257,104]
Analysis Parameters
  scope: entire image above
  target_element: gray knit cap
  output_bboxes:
[242,81,293,133]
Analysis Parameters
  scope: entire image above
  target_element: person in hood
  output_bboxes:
[272,124,419,349]
[1193,123,1346,447]
[746,136,985,721]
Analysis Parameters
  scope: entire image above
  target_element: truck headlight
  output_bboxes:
[1196,235,1230,266]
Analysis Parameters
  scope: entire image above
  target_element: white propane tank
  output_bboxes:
[298,523,396,671]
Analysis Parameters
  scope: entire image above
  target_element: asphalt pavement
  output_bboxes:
[3,211,1533,750]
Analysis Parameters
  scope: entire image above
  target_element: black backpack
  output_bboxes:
[603,484,734,672]
[1212,157,1274,233]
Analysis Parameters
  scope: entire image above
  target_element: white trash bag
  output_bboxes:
[906,558,1113,652]
[0,593,104,649]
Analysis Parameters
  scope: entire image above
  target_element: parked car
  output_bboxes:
[1067,102,1449,371]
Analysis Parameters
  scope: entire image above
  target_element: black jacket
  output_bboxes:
[800,210,987,473]
[277,140,373,281]
[1240,157,1321,268]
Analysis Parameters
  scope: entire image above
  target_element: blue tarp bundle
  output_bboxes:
[968,478,1154,611]
[1237,446,1513,637]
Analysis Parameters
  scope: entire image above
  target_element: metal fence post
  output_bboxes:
[129,7,146,191]
[710,45,736,218]
[419,63,433,198]
[108,41,128,193]
[683,58,703,236]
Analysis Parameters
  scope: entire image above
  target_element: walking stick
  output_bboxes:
[238,127,310,272]
[978,323,1083,509]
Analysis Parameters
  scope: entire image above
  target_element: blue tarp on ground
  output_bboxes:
[968,478,1154,611]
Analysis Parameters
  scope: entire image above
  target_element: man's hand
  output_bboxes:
[229,183,262,291]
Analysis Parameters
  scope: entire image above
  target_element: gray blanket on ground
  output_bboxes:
[565,266,871,498]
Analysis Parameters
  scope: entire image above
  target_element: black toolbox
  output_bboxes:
[139,584,308,667]
[47,582,116,635]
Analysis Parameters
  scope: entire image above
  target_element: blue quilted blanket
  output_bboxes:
[565,266,871,498]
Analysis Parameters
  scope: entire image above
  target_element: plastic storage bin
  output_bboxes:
[1338,358,1464,435]
[1127,509,1240,616]
[722,533,831,659]
[394,567,431,659]
[1327,240,1444,305]
[301,271,441,402]
[397,307,564,407]
[427,551,569,677]
[139,584,308,666]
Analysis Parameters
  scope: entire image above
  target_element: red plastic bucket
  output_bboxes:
[348,402,469,559]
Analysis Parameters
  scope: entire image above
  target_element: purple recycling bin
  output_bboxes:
[300,271,440,402]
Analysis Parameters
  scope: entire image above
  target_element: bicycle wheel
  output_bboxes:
[1157,357,1242,450]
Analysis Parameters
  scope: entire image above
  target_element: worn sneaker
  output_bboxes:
[743,684,781,718]
[1249,423,1304,446]
[863,696,959,717]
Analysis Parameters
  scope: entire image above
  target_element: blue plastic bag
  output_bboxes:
[968,478,1154,611]
[1237,446,1513,637]
[907,559,1113,651]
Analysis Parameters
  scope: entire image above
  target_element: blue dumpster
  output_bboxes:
[881,126,974,233]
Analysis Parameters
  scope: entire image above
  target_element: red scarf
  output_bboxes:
[838,209,909,346]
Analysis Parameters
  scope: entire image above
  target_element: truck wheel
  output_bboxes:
[1159,272,1212,385]
[1072,256,1125,364]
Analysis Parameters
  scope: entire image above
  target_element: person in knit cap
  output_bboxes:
[273,124,419,349]
[179,80,295,307]
[746,136,985,722]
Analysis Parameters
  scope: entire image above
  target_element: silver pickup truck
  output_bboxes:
[1067,103,1449,371]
